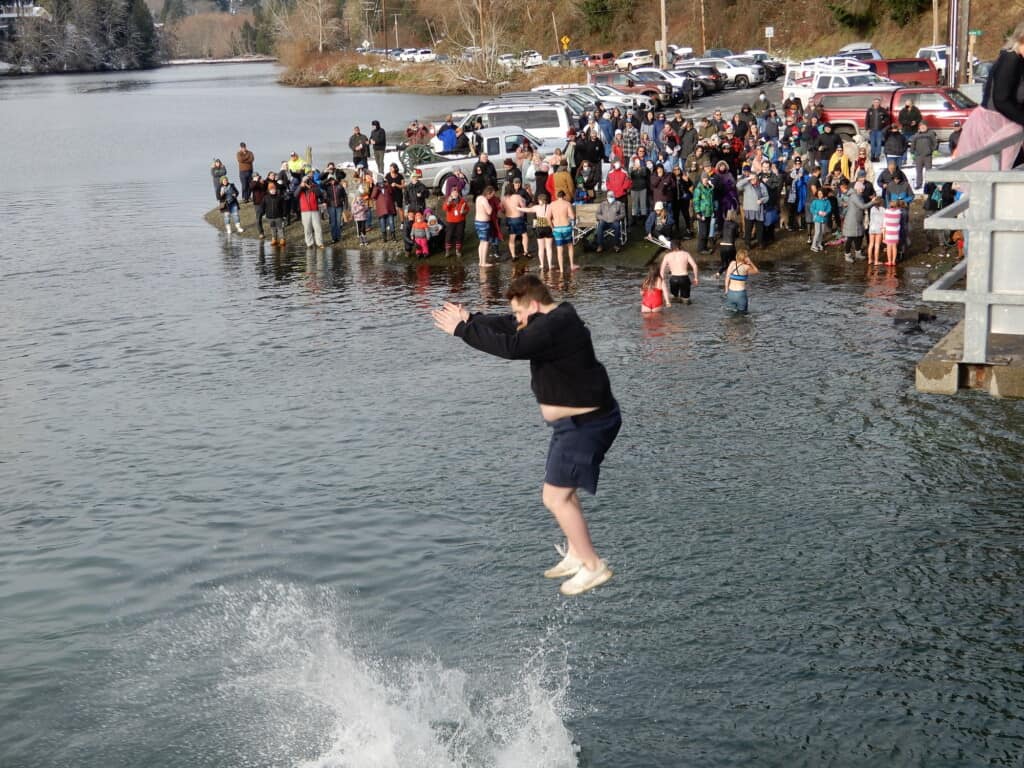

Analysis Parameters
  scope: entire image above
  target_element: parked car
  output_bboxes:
[703,48,734,58]
[675,63,725,92]
[398,48,419,62]
[838,42,883,60]
[452,102,576,144]
[461,46,482,61]
[565,49,588,66]
[695,57,764,89]
[742,50,785,79]
[585,52,616,69]
[408,126,552,192]
[631,67,699,101]
[668,45,694,64]
[814,85,977,142]
[863,58,939,86]
[542,82,658,112]
[521,50,543,68]
[411,49,436,63]
[497,53,518,70]
[915,45,949,78]
[547,53,568,66]
[615,49,654,71]
[590,69,671,105]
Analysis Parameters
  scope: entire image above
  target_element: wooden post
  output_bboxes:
[552,11,559,58]
[660,0,667,67]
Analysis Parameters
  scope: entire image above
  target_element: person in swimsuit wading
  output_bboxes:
[519,192,554,270]
[658,242,700,306]
[723,249,759,313]
[548,191,578,272]
[432,274,621,596]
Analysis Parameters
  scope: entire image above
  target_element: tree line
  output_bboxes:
[2,0,158,72]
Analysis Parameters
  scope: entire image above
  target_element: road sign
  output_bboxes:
[765,26,774,38]
[561,35,570,49]
[968,29,982,36]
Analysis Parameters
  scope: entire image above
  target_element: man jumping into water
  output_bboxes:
[431,274,620,596]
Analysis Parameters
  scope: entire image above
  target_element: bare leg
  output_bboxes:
[478,237,490,267]
[568,243,577,271]
[556,245,564,271]
[542,483,599,571]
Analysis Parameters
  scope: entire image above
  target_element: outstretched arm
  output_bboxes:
[686,252,699,285]
[432,302,470,335]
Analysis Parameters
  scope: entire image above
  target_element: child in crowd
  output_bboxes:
[809,188,831,253]
[883,199,903,266]
[442,191,469,257]
[640,263,666,313]
[867,199,886,265]
[411,211,430,256]
[350,189,370,246]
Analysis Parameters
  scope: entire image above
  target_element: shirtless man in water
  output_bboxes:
[431,274,620,596]
[659,243,700,305]
[548,191,577,272]
[502,181,529,260]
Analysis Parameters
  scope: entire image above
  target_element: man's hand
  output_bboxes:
[432,302,469,335]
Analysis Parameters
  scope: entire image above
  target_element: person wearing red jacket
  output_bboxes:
[442,191,469,257]
[297,176,325,248]
[605,160,632,204]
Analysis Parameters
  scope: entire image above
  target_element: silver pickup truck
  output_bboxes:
[390,126,554,194]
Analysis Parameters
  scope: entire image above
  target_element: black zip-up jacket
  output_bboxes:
[454,303,613,408]
[983,49,1024,125]
[883,130,908,156]
[370,127,387,151]
[405,180,429,211]
[323,180,348,209]
[263,193,285,219]
[865,105,890,131]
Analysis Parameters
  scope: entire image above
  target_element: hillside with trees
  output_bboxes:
[2,0,159,72]
[1,0,1015,75]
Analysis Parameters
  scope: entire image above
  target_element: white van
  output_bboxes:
[454,102,574,144]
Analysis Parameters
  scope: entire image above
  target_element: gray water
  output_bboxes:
[1,63,1022,768]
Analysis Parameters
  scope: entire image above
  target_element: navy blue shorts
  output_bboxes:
[544,401,621,495]
[507,217,527,235]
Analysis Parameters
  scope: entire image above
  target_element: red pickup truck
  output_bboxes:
[814,86,976,142]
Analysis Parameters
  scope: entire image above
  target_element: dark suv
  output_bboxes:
[675,64,725,93]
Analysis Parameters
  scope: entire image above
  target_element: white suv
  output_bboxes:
[697,57,764,89]
[615,49,654,71]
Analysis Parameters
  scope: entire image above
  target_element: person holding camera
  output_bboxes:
[297,176,325,248]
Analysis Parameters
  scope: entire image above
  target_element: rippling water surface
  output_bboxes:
[1,64,1022,768]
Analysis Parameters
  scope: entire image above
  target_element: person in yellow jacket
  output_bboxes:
[827,145,851,181]
[287,151,305,177]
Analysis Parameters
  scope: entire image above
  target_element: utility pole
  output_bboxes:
[394,13,398,52]
[478,0,485,50]
[552,11,559,58]
[699,0,706,55]
[381,0,386,58]
[659,0,667,67]
[932,0,939,45]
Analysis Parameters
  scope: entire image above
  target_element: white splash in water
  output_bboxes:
[199,582,580,768]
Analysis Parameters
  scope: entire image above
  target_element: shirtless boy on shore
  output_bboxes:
[548,191,577,272]
[659,243,700,306]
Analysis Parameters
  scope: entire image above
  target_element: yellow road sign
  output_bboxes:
[561,35,570,48]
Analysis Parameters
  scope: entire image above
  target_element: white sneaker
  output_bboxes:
[559,559,613,596]
[236,224,244,233]
[544,543,582,579]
